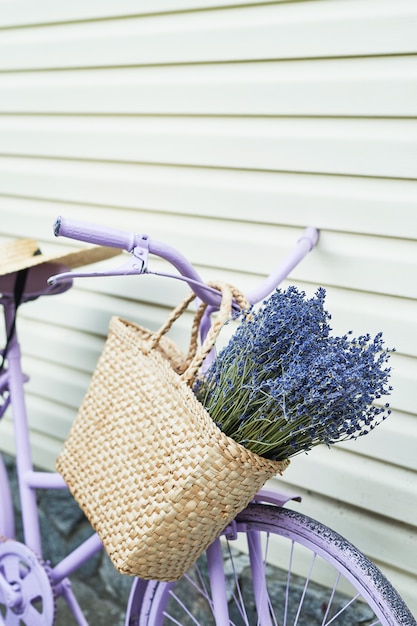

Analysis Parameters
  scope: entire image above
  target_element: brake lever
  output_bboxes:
[48,240,149,285]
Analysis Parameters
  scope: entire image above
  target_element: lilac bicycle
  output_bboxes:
[0,217,415,626]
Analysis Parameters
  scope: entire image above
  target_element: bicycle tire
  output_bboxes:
[126,503,416,626]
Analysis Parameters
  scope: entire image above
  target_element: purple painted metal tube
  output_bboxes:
[24,470,68,489]
[206,539,231,625]
[246,226,319,304]
[247,530,274,626]
[0,454,14,538]
[50,532,103,584]
[4,303,43,555]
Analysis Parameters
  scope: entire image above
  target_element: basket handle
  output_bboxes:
[181,282,249,385]
[149,281,249,384]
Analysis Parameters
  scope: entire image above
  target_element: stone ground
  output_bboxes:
[54,579,126,625]
[3,454,377,625]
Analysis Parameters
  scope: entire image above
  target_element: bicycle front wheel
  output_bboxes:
[126,504,415,626]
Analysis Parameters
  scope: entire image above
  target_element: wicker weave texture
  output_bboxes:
[57,296,288,581]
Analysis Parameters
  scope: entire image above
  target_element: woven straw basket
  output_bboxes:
[56,282,289,581]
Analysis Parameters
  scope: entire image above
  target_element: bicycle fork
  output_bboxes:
[207,527,274,626]
[247,529,274,626]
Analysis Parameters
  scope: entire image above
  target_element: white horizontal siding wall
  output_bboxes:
[0,0,416,614]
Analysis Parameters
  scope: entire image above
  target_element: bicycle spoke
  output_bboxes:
[283,540,295,626]
[320,572,341,625]
[260,533,278,626]
[224,541,249,626]
[192,568,212,611]
[162,612,185,626]
[183,570,212,611]
[293,553,317,625]
[164,591,200,626]
[324,592,363,625]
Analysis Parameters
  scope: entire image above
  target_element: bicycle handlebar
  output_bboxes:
[53,216,319,306]
[54,216,137,252]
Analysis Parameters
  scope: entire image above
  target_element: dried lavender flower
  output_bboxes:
[194,287,392,461]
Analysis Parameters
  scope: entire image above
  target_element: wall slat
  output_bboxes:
[1,116,417,179]
[280,447,417,526]
[1,161,417,238]
[1,1,417,70]
[0,57,416,116]
[0,0,281,28]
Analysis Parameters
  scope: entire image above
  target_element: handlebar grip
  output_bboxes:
[53,216,136,251]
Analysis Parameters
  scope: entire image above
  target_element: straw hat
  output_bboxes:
[0,238,121,278]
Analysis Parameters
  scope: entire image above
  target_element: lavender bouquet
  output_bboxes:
[194,287,393,462]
